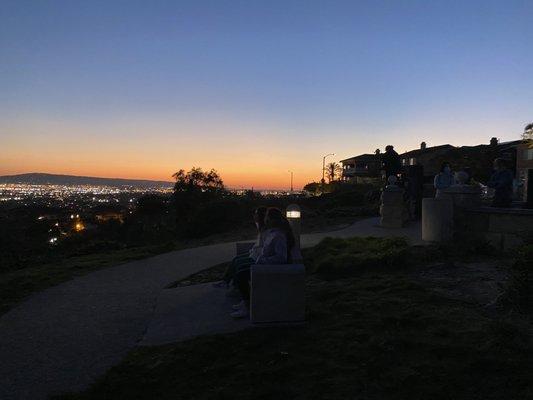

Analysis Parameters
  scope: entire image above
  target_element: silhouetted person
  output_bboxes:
[434,162,455,198]
[487,158,514,208]
[382,145,401,179]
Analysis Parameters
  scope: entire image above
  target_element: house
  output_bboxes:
[455,137,523,182]
[340,137,525,187]
[400,142,455,177]
[340,150,382,183]
[516,142,533,205]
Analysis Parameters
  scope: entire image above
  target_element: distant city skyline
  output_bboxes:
[1,1,532,189]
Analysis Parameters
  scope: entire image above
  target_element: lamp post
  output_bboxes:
[322,153,336,184]
[288,170,294,193]
[286,203,302,262]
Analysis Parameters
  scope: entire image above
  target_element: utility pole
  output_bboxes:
[288,170,294,192]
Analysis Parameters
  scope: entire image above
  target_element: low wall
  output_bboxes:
[464,207,533,250]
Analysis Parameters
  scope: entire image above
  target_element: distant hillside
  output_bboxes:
[0,173,173,188]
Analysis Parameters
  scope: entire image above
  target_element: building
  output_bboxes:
[340,137,526,188]
[340,150,382,183]
[516,142,533,205]
[400,142,455,177]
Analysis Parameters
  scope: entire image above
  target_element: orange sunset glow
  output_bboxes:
[0,115,522,189]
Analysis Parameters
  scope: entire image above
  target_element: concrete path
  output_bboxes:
[140,283,250,346]
[0,217,421,400]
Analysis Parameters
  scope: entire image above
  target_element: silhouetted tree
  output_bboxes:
[136,194,167,216]
[326,162,343,183]
[173,167,225,197]
[172,167,226,228]
[303,182,321,195]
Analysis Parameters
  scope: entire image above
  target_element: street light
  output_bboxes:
[286,204,302,260]
[322,153,336,183]
[288,170,294,192]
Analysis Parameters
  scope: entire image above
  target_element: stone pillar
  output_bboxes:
[438,171,481,207]
[439,186,482,209]
[380,176,408,228]
[422,198,454,242]
[439,173,482,236]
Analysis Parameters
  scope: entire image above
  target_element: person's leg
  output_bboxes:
[220,254,250,283]
[231,266,251,318]
[235,265,251,302]
[235,257,254,272]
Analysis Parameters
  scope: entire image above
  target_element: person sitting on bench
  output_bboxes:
[230,207,295,319]
[212,206,267,292]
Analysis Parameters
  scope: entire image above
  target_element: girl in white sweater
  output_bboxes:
[231,207,295,318]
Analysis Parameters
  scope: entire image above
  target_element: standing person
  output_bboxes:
[212,207,267,290]
[487,158,514,208]
[230,207,295,319]
[382,145,401,180]
[434,162,455,198]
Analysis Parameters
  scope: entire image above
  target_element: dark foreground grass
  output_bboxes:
[56,239,533,400]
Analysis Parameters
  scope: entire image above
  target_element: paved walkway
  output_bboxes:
[0,217,421,399]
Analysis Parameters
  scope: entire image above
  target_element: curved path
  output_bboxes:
[0,217,421,399]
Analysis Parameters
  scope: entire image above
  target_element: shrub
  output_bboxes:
[304,236,410,277]
[497,245,533,316]
[183,199,253,238]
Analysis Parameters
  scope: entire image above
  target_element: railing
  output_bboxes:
[342,167,370,176]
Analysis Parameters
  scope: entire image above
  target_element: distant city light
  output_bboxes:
[49,237,58,244]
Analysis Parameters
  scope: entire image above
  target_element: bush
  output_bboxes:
[304,236,410,277]
[497,245,533,316]
[183,199,253,238]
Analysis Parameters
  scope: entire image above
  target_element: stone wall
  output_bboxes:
[464,207,533,250]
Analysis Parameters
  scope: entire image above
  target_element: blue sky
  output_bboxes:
[1,0,532,188]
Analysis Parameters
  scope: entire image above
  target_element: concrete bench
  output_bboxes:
[236,242,306,324]
[250,263,306,324]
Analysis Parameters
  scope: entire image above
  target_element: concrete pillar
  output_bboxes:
[250,264,306,324]
[380,177,408,228]
[439,185,482,209]
[422,198,454,242]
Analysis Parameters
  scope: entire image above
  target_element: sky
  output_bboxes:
[1,0,532,189]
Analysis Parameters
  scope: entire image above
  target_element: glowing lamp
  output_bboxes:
[286,210,301,219]
[285,204,301,253]
[286,204,301,219]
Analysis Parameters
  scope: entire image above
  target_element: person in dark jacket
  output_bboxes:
[487,158,514,208]
[434,162,455,197]
[382,145,401,179]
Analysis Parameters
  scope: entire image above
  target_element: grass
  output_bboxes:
[55,237,533,400]
[304,236,410,277]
